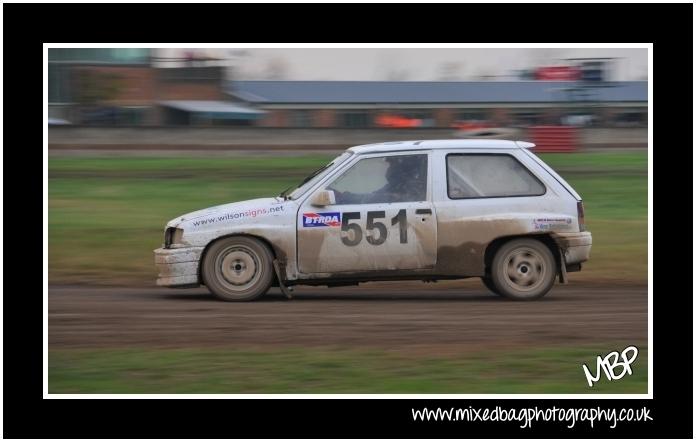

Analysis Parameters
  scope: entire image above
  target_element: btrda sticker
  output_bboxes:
[303,212,341,227]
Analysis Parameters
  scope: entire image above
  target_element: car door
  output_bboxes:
[297,151,437,275]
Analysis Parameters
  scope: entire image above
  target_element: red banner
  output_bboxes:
[535,66,581,81]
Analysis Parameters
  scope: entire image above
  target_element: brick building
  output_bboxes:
[48,48,264,126]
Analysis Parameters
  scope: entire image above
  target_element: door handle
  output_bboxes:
[415,208,432,215]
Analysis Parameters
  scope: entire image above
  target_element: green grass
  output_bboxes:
[48,152,647,285]
[48,155,333,175]
[48,345,648,394]
[537,151,648,172]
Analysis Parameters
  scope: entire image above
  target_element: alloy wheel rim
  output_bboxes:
[502,247,546,292]
[217,246,261,291]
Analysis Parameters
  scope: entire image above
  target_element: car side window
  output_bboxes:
[327,154,428,205]
[447,154,545,199]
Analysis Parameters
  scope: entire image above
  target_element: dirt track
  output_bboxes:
[48,281,648,352]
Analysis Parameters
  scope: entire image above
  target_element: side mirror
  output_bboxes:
[311,190,336,207]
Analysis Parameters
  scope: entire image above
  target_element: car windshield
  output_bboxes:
[281,151,353,200]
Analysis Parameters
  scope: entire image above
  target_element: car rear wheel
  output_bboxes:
[202,236,274,301]
[490,238,556,301]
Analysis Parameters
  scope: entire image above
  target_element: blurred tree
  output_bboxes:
[437,62,463,81]
[265,57,290,80]
[530,48,564,66]
[384,67,411,81]
[224,50,250,80]
[375,50,411,81]
[475,68,496,80]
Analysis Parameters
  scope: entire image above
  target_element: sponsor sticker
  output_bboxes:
[303,212,341,227]
[533,217,572,230]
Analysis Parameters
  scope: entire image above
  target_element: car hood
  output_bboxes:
[166,197,293,230]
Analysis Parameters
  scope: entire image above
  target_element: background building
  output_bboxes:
[48,48,153,124]
[48,48,264,126]
[226,80,647,129]
[47,48,647,131]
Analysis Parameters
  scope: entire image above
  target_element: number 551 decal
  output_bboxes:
[341,209,408,246]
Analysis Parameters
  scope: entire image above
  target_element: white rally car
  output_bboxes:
[154,140,592,301]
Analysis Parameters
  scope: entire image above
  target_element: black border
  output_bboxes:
[4,2,693,439]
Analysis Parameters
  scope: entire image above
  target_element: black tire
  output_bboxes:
[481,276,503,296]
[490,238,556,301]
[202,236,274,302]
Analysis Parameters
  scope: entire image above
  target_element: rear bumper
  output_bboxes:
[154,246,204,287]
[552,231,592,266]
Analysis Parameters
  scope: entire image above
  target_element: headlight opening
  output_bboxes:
[164,227,184,248]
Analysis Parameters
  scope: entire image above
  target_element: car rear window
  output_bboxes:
[446,154,545,199]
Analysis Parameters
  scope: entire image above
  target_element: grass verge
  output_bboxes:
[49,344,648,394]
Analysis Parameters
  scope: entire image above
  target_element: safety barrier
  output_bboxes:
[529,126,578,152]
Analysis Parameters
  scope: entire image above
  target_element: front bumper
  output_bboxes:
[552,231,592,266]
[154,246,204,287]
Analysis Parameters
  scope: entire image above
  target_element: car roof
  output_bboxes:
[348,139,535,154]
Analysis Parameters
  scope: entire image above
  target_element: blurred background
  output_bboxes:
[48,47,648,394]
[49,47,647,142]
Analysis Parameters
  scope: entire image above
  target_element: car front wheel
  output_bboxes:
[202,236,274,301]
[490,238,557,301]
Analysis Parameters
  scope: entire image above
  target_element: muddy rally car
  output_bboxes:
[154,140,592,301]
